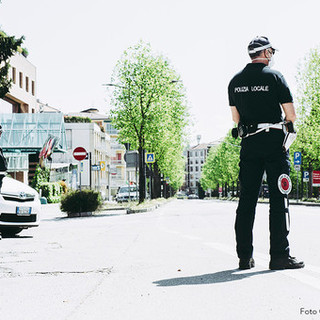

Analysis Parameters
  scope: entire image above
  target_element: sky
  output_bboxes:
[1,0,320,145]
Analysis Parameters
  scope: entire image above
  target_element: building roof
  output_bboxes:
[65,110,109,121]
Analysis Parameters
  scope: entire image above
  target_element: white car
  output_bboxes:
[0,175,41,237]
[116,185,139,202]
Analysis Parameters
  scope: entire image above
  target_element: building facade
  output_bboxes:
[186,142,218,195]
[4,53,37,113]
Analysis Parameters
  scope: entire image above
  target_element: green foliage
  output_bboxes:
[109,41,189,197]
[201,130,240,190]
[293,47,320,170]
[31,165,50,192]
[39,182,62,203]
[0,29,24,99]
[64,116,92,123]
[60,189,102,214]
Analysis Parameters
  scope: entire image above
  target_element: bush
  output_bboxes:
[31,165,50,192]
[39,182,62,203]
[60,189,102,214]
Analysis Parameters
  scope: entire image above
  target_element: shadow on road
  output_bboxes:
[153,269,275,286]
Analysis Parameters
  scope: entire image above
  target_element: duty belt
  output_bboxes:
[232,121,297,151]
[245,122,285,137]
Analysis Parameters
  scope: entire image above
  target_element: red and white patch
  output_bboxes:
[278,174,292,194]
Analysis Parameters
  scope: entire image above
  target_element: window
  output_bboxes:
[66,129,72,149]
[200,151,204,157]
[32,81,35,96]
[195,151,198,157]
[195,159,198,164]
[190,167,193,172]
[25,76,29,92]
[195,166,199,172]
[12,67,16,84]
[19,72,23,88]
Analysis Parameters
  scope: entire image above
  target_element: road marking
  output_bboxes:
[161,227,320,291]
[204,241,320,291]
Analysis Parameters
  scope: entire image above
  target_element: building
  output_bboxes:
[0,113,67,184]
[60,109,112,198]
[105,119,127,197]
[3,52,37,113]
[186,141,219,194]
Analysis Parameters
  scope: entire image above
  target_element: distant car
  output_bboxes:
[0,175,41,237]
[188,194,199,199]
[176,191,187,199]
[116,185,139,202]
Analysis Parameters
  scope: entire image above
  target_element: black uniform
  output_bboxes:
[228,63,293,260]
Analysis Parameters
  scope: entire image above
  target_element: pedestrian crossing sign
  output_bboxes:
[145,152,155,163]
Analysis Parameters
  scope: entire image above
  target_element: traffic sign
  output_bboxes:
[145,152,155,163]
[278,174,292,195]
[303,171,309,182]
[100,161,106,171]
[92,165,101,171]
[73,147,87,161]
[294,152,301,165]
[294,164,301,172]
[312,171,320,187]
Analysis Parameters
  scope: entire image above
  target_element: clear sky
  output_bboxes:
[1,0,320,145]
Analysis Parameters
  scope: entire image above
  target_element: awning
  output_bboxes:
[0,113,67,153]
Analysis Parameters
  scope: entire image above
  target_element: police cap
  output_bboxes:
[248,36,278,55]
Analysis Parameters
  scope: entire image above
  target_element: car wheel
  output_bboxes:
[0,227,23,238]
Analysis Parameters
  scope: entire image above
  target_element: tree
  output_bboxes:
[0,30,24,99]
[109,41,189,203]
[291,47,320,197]
[201,130,240,193]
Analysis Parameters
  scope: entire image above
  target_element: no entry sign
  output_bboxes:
[73,147,87,161]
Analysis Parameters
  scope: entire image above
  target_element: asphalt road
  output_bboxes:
[0,200,320,320]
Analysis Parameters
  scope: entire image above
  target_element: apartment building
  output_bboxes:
[4,52,37,113]
[186,142,219,194]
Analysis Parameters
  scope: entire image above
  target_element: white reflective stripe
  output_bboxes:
[248,44,272,53]
[245,122,286,138]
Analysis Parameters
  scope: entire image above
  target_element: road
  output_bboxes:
[0,200,320,320]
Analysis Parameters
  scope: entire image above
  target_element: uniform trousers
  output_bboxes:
[235,129,290,260]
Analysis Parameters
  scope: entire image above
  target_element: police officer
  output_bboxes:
[228,36,304,270]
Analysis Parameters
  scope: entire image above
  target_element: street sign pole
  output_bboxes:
[73,147,88,192]
[294,152,302,202]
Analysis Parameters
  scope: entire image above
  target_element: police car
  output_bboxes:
[0,175,41,237]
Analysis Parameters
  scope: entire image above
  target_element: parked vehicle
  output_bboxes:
[176,191,187,199]
[0,175,41,237]
[188,193,199,199]
[116,185,139,202]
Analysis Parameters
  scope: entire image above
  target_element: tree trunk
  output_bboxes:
[152,162,161,198]
[138,147,146,203]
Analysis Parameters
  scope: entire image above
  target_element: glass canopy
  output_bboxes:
[0,113,67,153]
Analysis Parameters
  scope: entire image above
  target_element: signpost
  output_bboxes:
[73,147,87,191]
[294,151,302,201]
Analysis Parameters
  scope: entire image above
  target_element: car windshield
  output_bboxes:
[119,186,137,193]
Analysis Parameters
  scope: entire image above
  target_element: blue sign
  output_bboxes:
[294,152,301,165]
[145,152,155,163]
[303,171,309,182]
